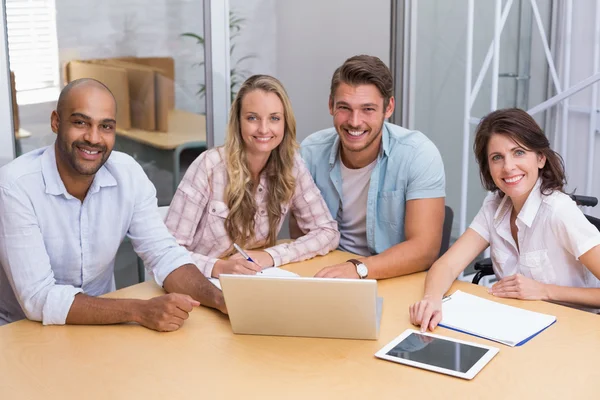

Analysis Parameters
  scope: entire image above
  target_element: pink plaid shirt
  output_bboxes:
[165,147,340,277]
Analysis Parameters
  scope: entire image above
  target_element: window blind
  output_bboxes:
[5,0,59,92]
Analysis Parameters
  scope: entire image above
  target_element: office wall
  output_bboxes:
[274,0,391,142]
[54,0,277,114]
[411,0,552,235]
[54,0,205,113]
[556,1,600,217]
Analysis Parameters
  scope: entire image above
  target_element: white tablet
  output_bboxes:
[375,329,499,380]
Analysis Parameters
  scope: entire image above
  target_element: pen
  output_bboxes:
[233,243,256,263]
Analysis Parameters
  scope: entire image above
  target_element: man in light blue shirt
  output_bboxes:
[295,55,446,279]
[0,78,225,329]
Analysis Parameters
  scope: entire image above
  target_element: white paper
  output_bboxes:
[440,290,556,346]
[209,268,300,291]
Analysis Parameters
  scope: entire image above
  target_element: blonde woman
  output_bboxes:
[165,75,340,277]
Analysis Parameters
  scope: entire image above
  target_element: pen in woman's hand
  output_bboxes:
[233,243,256,263]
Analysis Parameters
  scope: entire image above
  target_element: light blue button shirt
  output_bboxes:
[0,145,193,326]
[300,122,446,255]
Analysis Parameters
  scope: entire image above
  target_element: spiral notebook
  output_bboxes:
[439,290,556,347]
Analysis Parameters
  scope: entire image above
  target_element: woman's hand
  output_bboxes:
[229,250,275,268]
[212,258,262,277]
[409,296,443,332]
[490,274,549,300]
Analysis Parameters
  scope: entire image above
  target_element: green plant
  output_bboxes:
[181,11,256,103]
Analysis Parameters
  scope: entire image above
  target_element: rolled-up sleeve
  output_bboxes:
[406,140,446,200]
[264,155,340,266]
[551,196,600,259]
[164,155,219,277]
[0,186,82,325]
[127,164,194,287]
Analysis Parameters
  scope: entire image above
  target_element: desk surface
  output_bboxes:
[116,109,206,150]
[1,250,599,399]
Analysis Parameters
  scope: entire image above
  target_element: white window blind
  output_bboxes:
[5,0,59,92]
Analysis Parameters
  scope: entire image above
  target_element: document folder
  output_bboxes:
[439,290,556,347]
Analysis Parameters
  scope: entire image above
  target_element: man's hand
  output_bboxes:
[490,274,549,300]
[135,293,200,332]
[212,258,262,277]
[228,250,274,268]
[314,262,360,279]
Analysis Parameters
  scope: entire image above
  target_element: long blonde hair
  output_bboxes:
[224,75,298,249]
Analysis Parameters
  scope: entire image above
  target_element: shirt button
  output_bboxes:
[260,210,266,215]
[258,187,263,192]
[211,208,216,212]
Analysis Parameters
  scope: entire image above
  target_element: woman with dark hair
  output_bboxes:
[410,108,600,331]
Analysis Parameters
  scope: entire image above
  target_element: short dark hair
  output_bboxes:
[473,108,566,196]
[330,55,394,109]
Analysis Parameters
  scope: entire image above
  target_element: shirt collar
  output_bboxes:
[493,178,543,228]
[328,122,391,166]
[516,178,543,227]
[41,144,117,198]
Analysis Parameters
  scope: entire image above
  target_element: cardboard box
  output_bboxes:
[64,57,175,132]
[65,60,132,129]
[10,71,19,134]
[114,57,175,131]
[116,56,175,108]
[93,59,158,131]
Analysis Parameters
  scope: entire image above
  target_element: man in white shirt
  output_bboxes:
[0,78,226,330]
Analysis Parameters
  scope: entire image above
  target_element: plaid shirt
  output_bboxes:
[165,147,340,277]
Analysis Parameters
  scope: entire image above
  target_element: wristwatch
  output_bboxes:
[347,259,368,279]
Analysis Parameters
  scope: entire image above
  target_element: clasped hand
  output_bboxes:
[138,293,200,332]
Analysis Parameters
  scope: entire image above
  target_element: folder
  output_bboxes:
[439,290,556,347]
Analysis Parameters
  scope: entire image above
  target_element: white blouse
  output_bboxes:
[470,179,600,292]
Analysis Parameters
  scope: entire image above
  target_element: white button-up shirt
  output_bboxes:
[0,146,193,326]
[470,179,600,290]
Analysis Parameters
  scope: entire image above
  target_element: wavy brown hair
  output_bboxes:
[223,75,298,251]
[473,108,566,197]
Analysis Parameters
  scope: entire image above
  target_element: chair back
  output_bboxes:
[439,205,454,258]
[585,214,600,232]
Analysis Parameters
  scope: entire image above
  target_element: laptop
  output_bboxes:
[219,274,383,340]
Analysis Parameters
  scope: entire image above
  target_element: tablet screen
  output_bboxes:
[385,332,489,373]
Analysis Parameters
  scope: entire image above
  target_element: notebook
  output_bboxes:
[209,267,299,290]
[440,290,556,347]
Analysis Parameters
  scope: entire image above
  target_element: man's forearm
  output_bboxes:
[362,240,438,280]
[163,263,226,313]
[66,294,144,325]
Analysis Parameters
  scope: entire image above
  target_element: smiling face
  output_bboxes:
[329,82,394,166]
[487,133,546,206]
[239,89,285,158]
[51,83,116,177]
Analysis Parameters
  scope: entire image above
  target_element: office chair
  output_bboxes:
[472,194,599,285]
[440,205,454,258]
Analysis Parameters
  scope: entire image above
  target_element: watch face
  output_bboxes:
[357,263,368,278]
